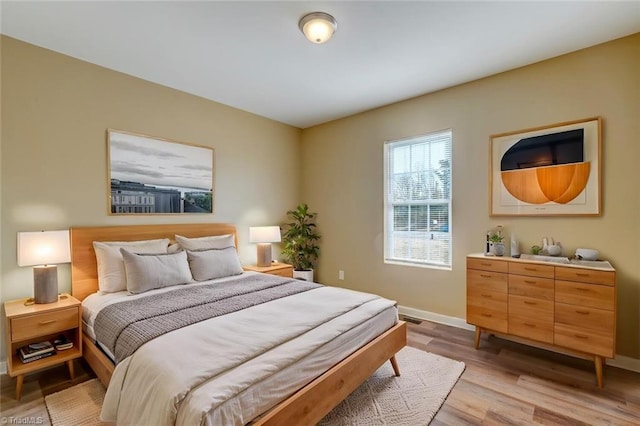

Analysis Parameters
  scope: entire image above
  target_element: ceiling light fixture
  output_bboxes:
[298,12,337,44]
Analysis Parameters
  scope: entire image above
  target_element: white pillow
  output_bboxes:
[93,239,170,293]
[121,249,193,294]
[187,247,243,281]
[175,234,235,251]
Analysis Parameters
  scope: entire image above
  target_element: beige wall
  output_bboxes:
[301,34,640,359]
[0,36,301,357]
[1,33,638,366]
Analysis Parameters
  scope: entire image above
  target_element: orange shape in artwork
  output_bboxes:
[501,162,590,204]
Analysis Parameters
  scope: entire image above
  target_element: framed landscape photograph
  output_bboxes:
[107,129,214,215]
[490,117,601,216]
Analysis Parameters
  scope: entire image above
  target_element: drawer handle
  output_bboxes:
[524,280,536,284]
[576,310,590,315]
[524,267,537,271]
[481,294,492,298]
[523,301,537,305]
[39,319,56,325]
[481,313,493,318]
[480,262,492,266]
[575,287,590,292]
[576,273,590,277]
[574,334,589,340]
[480,274,492,278]
[524,322,536,328]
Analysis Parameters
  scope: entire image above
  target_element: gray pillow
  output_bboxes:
[121,249,193,294]
[187,247,243,281]
[175,234,235,251]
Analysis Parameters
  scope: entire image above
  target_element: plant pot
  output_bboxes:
[490,242,505,256]
[293,269,314,282]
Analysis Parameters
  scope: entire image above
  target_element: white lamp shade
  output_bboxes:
[249,226,282,244]
[299,12,337,44]
[17,230,71,266]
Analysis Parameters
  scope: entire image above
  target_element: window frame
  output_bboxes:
[383,129,453,270]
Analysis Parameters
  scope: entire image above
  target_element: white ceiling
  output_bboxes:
[2,1,639,128]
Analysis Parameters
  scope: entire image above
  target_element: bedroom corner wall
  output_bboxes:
[0,36,301,362]
[300,33,640,360]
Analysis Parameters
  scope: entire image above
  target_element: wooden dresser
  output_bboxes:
[466,254,616,387]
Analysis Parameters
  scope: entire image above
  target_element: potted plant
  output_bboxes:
[489,233,505,256]
[281,203,320,281]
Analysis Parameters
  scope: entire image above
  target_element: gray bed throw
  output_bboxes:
[94,274,321,363]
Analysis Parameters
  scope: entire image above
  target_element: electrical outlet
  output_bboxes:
[338,270,344,280]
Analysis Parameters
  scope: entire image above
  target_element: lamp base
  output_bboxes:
[34,266,59,304]
[256,243,272,267]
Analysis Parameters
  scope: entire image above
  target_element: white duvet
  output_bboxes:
[100,285,397,425]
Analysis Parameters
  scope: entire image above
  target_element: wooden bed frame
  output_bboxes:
[70,223,406,425]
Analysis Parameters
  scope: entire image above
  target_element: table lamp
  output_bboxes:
[17,230,71,304]
[249,226,281,267]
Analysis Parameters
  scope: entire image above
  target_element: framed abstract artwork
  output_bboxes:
[490,117,601,216]
[107,129,214,215]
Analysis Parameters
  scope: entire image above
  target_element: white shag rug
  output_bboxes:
[45,346,464,425]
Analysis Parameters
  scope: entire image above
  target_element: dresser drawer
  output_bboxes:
[509,274,554,301]
[555,303,614,333]
[555,281,614,310]
[467,305,508,333]
[467,269,508,293]
[509,262,555,279]
[555,266,614,286]
[509,295,553,320]
[554,323,614,358]
[11,307,79,343]
[467,257,508,273]
[509,316,554,344]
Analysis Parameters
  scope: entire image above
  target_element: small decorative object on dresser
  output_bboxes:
[3,294,83,400]
[466,253,616,388]
[243,262,294,278]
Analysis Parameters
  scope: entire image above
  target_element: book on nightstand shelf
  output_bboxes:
[18,341,56,363]
[54,335,74,351]
[19,349,55,363]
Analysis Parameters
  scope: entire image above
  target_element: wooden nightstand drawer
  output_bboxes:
[243,263,294,278]
[11,307,79,343]
[271,268,293,277]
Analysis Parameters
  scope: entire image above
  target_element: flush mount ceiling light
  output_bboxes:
[299,12,337,44]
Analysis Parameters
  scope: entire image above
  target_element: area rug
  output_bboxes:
[45,346,464,425]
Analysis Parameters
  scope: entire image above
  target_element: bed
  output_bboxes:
[70,223,406,425]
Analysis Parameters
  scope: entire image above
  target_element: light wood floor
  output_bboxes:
[1,320,638,425]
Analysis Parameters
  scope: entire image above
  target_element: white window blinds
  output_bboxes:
[384,130,452,268]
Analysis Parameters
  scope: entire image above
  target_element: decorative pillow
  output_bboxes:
[121,249,193,294]
[167,243,182,253]
[175,234,235,251]
[93,239,170,293]
[187,247,243,281]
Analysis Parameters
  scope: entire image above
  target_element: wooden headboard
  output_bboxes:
[70,223,238,301]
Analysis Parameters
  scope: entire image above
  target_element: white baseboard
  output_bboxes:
[1,361,6,375]
[398,305,474,331]
[609,354,640,373]
[398,305,640,373]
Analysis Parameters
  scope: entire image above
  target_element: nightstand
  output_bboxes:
[3,294,83,400]
[243,262,294,278]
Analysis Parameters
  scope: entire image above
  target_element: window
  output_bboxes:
[384,130,452,268]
